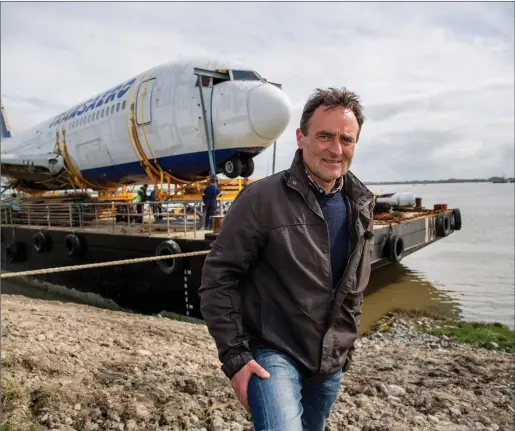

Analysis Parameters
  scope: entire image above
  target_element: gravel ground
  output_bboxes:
[1,293,514,431]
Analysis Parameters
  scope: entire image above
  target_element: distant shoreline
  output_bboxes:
[365,178,514,185]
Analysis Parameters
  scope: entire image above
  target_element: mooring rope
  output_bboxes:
[0,249,211,279]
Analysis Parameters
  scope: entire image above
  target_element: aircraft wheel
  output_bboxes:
[223,158,243,178]
[241,158,255,177]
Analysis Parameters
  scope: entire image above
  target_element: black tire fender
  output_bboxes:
[386,234,404,263]
[156,239,183,275]
[33,231,51,253]
[452,208,462,231]
[65,233,84,257]
[436,213,452,237]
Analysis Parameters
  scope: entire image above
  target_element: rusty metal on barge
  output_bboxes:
[0,196,462,319]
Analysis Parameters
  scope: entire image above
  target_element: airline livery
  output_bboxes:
[1,59,292,191]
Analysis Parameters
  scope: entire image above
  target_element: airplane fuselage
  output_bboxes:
[1,59,292,191]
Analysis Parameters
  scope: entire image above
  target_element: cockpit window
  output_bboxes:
[231,70,261,81]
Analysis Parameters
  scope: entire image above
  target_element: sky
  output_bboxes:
[1,1,514,182]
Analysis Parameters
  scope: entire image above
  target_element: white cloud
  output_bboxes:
[1,1,513,181]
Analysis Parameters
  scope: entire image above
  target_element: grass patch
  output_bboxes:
[0,379,42,431]
[1,379,27,411]
[0,419,43,431]
[157,311,205,325]
[0,420,14,431]
[361,307,447,336]
[387,307,448,321]
[29,384,72,416]
[421,321,515,353]
[379,325,393,334]
[0,420,42,431]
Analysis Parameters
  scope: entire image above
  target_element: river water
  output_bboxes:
[363,182,515,330]
[2,183,514,330]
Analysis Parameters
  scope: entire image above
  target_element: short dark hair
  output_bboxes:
[300,87,365,140]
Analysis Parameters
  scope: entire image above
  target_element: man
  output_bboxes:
[236,177,251,198]
[149,188,163,222]
[202,176,221,230]
[199,88,375,430]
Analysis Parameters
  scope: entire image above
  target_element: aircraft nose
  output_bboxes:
[248,83,292,140]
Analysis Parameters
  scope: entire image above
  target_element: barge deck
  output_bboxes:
[0,198,462,319]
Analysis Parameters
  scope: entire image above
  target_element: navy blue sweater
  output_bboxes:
[316,192,349,286]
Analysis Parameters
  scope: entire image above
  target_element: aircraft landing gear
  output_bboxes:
[241,158,254,177]
[222,156,255,178]
[222,158,242,178]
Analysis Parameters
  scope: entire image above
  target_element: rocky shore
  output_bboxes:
[2,293,514,431]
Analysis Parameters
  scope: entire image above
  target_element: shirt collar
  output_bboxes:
[304,167,344,196]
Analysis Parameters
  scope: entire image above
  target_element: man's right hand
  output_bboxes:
[230,359,270,412]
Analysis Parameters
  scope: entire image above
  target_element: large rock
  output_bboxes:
[386,384,406,397]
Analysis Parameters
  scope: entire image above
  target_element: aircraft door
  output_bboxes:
[136,78,156,126]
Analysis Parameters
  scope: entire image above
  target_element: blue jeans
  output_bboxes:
[248,348,342,431]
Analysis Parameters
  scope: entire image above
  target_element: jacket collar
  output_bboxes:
[286,149,374,206]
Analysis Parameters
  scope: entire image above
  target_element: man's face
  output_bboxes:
[296,105,359,187]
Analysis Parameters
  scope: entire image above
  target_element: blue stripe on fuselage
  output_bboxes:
[81,147,264,185]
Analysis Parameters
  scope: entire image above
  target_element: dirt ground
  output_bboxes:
[1,293,514,431]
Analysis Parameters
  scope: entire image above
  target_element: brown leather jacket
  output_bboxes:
[199,149,375,379]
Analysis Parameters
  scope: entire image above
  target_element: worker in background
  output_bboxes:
[202,176,221,230]
[199,87,374,430]
[236,177,251,199]
[133,184,148,223]
[149,188,163,222]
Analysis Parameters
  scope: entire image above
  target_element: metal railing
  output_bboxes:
[0,199,232,238]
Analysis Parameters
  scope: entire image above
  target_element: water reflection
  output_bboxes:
[360,263,462,334]
[366,183,514,330]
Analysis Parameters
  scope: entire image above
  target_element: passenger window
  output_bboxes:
[101,109,104,118]
[111,105,115,114]
[122,101,126,110]
[116,103,120,112]
[96,112,100,120]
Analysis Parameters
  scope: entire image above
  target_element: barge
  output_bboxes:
[0,59,462,319]
[0,192,462,319]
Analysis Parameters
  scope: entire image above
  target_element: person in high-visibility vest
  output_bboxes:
[133,184,148,223]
